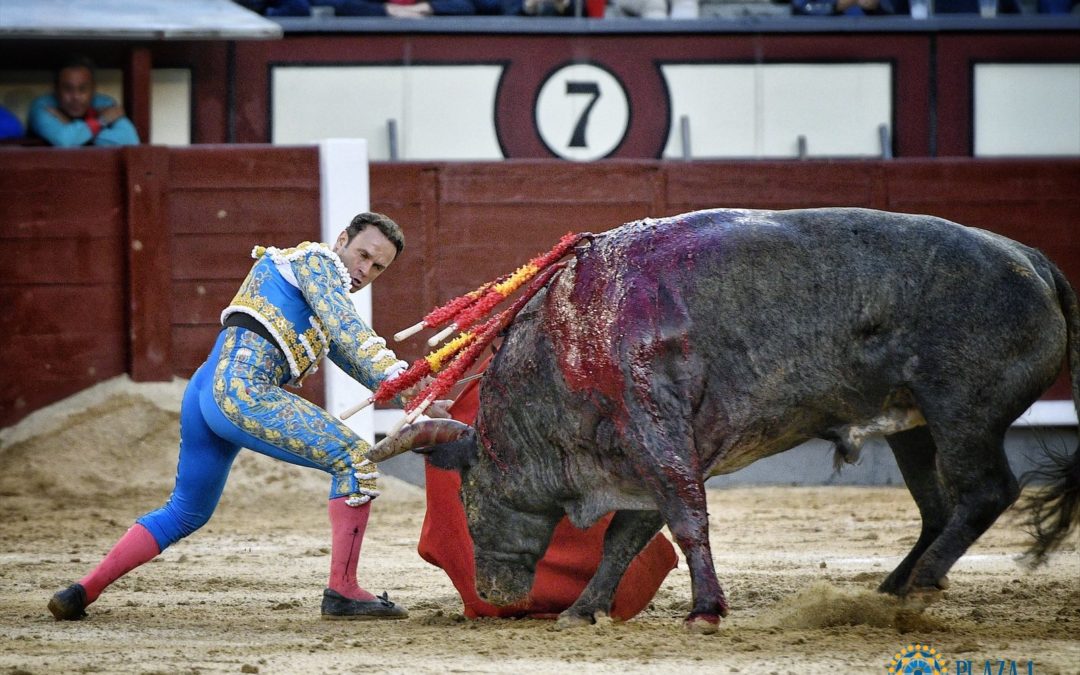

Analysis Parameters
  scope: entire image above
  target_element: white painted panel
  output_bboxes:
[661,63,891,159]
[149,69,191,146]
[95,70,124,101]
[974,64,1080,157]
[660,65,757,158]
[403,66,502,160]
[273,66,404,158]
[273,65,503,160]
[761,64,891,158]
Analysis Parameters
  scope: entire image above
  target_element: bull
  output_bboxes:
[370,208,1080,632]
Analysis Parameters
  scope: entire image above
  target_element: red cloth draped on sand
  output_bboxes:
[417,357,679,620]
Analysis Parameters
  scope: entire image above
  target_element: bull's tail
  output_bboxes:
[1019,263,1080,566]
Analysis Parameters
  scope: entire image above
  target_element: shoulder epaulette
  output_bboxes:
[252,242,351,289]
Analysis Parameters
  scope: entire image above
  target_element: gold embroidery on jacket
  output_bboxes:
[224,255,329,385]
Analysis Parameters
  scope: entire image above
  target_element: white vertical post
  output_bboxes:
[319,138,375,444]
[387,119,400,161]
[878,123,893,159]
[679,115,692,161]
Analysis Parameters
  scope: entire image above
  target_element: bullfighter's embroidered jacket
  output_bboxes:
[221,241,407,389]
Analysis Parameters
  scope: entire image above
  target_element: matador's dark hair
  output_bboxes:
[346,212,405,258]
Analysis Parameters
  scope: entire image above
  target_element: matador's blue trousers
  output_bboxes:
[137,327,378,551]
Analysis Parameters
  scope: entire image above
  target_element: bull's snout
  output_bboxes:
[474,554,535,606]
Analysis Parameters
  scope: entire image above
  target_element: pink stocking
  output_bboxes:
[328,498,376,602]
[79,523,161,603]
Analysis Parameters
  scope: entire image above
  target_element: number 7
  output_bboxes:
[566,81,600,148]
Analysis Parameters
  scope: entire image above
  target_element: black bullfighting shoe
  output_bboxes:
[321,589,409,620]
[48,583,88,621]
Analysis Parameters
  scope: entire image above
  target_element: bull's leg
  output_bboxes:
[897,424,1019,595]
[600,308,726,630]
[622,419,725,631]
[880,426,953,595]
[615,358,725,632]
[556,510,664,628]
[654,479,727,632]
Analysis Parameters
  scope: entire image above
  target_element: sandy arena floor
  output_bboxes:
[1,378,1077,674]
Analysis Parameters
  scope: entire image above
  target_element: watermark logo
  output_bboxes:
[955,659,1035,674]
[885,643,1037,674]
[886,643,948,674]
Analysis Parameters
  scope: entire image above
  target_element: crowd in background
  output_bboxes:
[0,0,1074,145]
[235,0,1077,20]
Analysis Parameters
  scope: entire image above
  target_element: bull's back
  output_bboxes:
[487,208,1066,468]
[681,210,1059,458]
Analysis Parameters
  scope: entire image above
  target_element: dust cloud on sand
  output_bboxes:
[1,378,1077,674]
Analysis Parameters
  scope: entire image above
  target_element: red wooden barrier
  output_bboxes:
[0,145,321,428]
[0,149,128,426]
[1,148,1076,429]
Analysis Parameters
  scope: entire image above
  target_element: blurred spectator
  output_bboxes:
[0,105,24,140]
[792,0,1029,12]
[249,0,522,16]
[521,0,606,15]
[383,0,524,16]
[792,0,898,14]
[609,0,669,17]
[522,0,571,13]
[697,0,789,18]
[926,0,1021,11]
[1037,0,1079,10]
[28,55,139,147]
[669,0,701,15]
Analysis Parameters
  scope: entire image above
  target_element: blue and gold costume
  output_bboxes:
[137,242,407,551]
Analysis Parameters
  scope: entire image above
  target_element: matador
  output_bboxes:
[48,212,449,621]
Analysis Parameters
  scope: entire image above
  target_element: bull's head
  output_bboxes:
[366,420,560,606]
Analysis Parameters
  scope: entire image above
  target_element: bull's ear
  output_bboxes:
[419,431,478,472]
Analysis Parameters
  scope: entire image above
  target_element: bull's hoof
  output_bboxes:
[554,612,596,630]
[684,613,721,634]
[877,578,903,596]
[881,572,950,598]
[904,585,945,604]
[896,575,950,603]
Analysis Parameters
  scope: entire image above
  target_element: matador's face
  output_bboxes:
[334,226,397,293]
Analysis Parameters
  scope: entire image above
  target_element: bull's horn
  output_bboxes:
[366,419,473,462]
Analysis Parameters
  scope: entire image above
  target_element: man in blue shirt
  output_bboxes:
[28,55,139,147]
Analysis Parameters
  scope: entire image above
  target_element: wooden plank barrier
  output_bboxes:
[0,149,129,427]
[0,145,321,428]
[370,159,1079,401]
[1,148,1076,429]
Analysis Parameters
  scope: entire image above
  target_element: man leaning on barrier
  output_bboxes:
[28,54,139,148]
